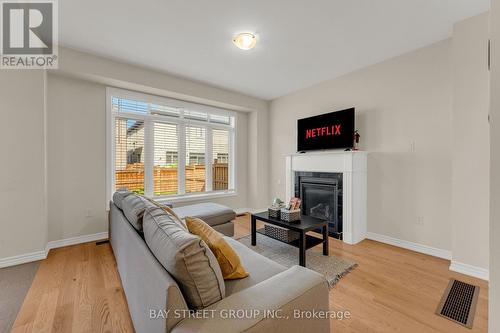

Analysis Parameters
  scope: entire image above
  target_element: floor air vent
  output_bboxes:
[436,279,479,329]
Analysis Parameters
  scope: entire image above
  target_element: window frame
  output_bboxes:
[106,87,237,205]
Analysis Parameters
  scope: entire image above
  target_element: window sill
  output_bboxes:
[153,190,237,205]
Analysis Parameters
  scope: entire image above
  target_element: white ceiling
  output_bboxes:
[60,0,489,100]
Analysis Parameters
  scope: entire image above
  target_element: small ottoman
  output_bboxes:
[172,203,236,237]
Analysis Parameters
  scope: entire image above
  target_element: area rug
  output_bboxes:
[238,233,357,288]
[0,261,40,333]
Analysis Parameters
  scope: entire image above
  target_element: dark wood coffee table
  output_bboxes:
[250,211,329,267]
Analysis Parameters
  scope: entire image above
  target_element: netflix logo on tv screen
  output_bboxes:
[297,108,355,152]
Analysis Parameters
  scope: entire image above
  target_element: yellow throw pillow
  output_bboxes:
[185,216,249,280]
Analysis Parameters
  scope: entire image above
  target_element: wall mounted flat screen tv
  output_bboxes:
[297,108,355,152]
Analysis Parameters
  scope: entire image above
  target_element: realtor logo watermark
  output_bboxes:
[1,0,58,68]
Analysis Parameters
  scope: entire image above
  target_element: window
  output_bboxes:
[114,118,145,194]
[153,122,178,196]
[185,126,206,193]
[107,88,236,201]
[212,129,230,190]
[165,151,178,165]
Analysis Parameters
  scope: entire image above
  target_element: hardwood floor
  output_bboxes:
[13,214,488,332]
[11,242,134,333]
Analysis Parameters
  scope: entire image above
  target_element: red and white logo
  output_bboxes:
[305,124,341,139]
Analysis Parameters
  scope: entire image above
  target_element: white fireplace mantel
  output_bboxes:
[285,151,368,245]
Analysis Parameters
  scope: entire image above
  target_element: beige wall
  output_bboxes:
[0,71,48,259]
[56,48,267,113]
[490,0,500,330]
[270,40,454,251]
[451,13,490,270]
[46,73,249,241]
[47,74,107,241]
[247,107,270,209]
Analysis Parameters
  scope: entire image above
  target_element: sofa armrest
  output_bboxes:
[171,265,330,333]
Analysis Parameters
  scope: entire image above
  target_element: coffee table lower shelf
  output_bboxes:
[256,228,324,250]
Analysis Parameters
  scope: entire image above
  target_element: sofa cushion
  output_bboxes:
[173,203,236,227]
[143,206,225,310]
[113,189,133,210]
[223,237,287,297]
[212,222,234,237]
[121,194,155,232]
[186,217,248,280]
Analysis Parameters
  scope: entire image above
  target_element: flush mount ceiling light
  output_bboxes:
[232,32,257,50]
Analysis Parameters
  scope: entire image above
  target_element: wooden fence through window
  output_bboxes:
[115,163,229,195]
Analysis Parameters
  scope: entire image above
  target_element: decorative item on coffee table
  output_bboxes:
[268,206,281,219]
[280,208,300,222]
[268,197,285,219]
[280,197,302,222]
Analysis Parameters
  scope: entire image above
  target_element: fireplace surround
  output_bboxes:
[285,151,367,244]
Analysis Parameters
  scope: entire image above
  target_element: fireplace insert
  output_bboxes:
[294,171,343,239]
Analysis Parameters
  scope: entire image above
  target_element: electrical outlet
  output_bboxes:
[410,141,416,153]
[416,216,424,225]
[277,179,281,185]
[85,209,93,218]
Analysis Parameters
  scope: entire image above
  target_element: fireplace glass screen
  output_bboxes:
[295,172,343,239]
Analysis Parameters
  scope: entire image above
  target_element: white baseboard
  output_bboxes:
[235,207,267,215]
[234,208,252,215]
[366,232,452,260]
[449,261,489,281]
[0,231,109,268]
[248,207,267,214]
[46,232,108,250]
[0,250,48,268]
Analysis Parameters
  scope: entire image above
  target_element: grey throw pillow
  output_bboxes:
[143,206,225,310]
[113,189,132,209]
[121,194,155,232]
[140,196,187,230]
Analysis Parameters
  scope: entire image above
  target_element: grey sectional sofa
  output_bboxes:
[109,194,330,333]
